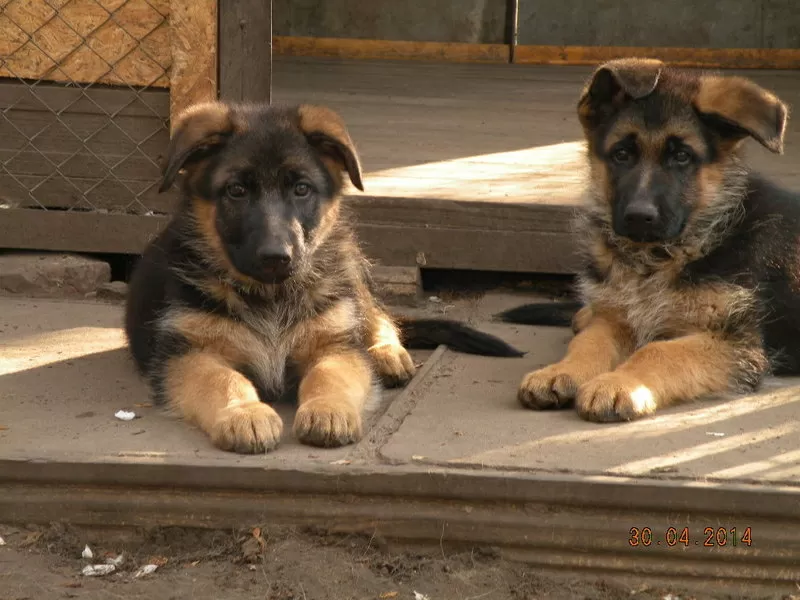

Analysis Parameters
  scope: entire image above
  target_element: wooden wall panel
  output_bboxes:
[219,0,273,103]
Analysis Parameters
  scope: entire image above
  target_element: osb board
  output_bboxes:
[0,0,171,88]
[169,0,217,121]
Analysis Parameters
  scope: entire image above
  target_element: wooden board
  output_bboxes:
[168,0,217,122]
[0,82,174,215]
[272,37,800,70]
[274,36,510,64]
[0,0,171,88]
[514,45,800,70]
[0,204,581,273]
[219,0,273,103]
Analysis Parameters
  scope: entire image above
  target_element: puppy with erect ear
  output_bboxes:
[498,59,800,424]
[125,101,522,454]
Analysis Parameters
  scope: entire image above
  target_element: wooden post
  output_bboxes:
[169,0,219,124]
[219,0,273,104]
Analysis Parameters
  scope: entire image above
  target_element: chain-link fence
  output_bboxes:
[0,0,173,217]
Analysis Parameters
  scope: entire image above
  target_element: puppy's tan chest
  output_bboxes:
[581,264,738,345]
[166,298,362,394]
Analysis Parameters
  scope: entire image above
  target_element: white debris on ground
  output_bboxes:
[413,592,431,600]
[134,564,159,578]
[82,564,116,577]
[106,553,125,567]
[705,432,725,437]
[81,544,93,559]
[0,536,5,546]
[114,410,136,421]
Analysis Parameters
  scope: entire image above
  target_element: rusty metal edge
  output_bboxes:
[1,480,799,590]
[2,458,800,520]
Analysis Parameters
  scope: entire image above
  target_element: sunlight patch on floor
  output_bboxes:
[0,327,125,375]
[607,422,797,476]
[361,141,587,203]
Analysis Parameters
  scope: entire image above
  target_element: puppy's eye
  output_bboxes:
[293,182,311,197]
[672,150,692,166]
[611,148,633,165]
[226,183,247,199]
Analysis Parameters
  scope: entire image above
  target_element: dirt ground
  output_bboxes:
[0,523,777,600]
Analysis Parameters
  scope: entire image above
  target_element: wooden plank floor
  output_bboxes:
[273,57,800,205]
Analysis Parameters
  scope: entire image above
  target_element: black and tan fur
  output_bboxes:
[498,58,795,422]
[125,101,521,453]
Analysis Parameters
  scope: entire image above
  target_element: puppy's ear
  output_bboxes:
[578,58,664,128]
[159,102,235,193]
[694,75,788,154]
[297,105,364,191]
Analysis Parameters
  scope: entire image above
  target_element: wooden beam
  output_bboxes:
[219,0,273,103]
[0,202,580,274]
[274,36,511,64]
[514,45,800,70]
[0,210,168,255]
[169,0,218,124]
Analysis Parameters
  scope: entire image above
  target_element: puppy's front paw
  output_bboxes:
[576,372,657,422]
[211,403,284,454]
[294,399,362,448]
[518,362,588,410]
[369,343,416,387]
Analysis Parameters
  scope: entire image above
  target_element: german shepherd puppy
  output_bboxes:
[125,102,521,453]
[498,58,793,422]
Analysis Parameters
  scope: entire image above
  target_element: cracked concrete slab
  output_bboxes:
[379,294,800,485]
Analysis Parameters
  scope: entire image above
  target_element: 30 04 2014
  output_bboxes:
[628,527,752,548]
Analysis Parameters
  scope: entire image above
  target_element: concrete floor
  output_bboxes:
[3,292,800,481]
[3,293,800,590]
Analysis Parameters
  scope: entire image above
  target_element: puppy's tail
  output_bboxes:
[396,317,525,357]
[494,301,582,328]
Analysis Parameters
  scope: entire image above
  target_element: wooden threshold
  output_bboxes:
[513,45,800,70]
[273,36,800,70]
[274,36,510,64]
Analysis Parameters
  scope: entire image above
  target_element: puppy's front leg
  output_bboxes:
[518,307,634,409]
[366,307,416,387]
[577,332,767,422]
[293,348,376,447]
[164,351,283,453]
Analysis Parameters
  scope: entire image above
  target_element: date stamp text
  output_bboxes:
[628,527,752,548]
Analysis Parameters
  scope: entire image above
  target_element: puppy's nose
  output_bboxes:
[256,244,292,272]
[623,202,659,228]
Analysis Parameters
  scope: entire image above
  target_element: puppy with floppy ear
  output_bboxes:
[125,101,522,453]
[499,59,795,423]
